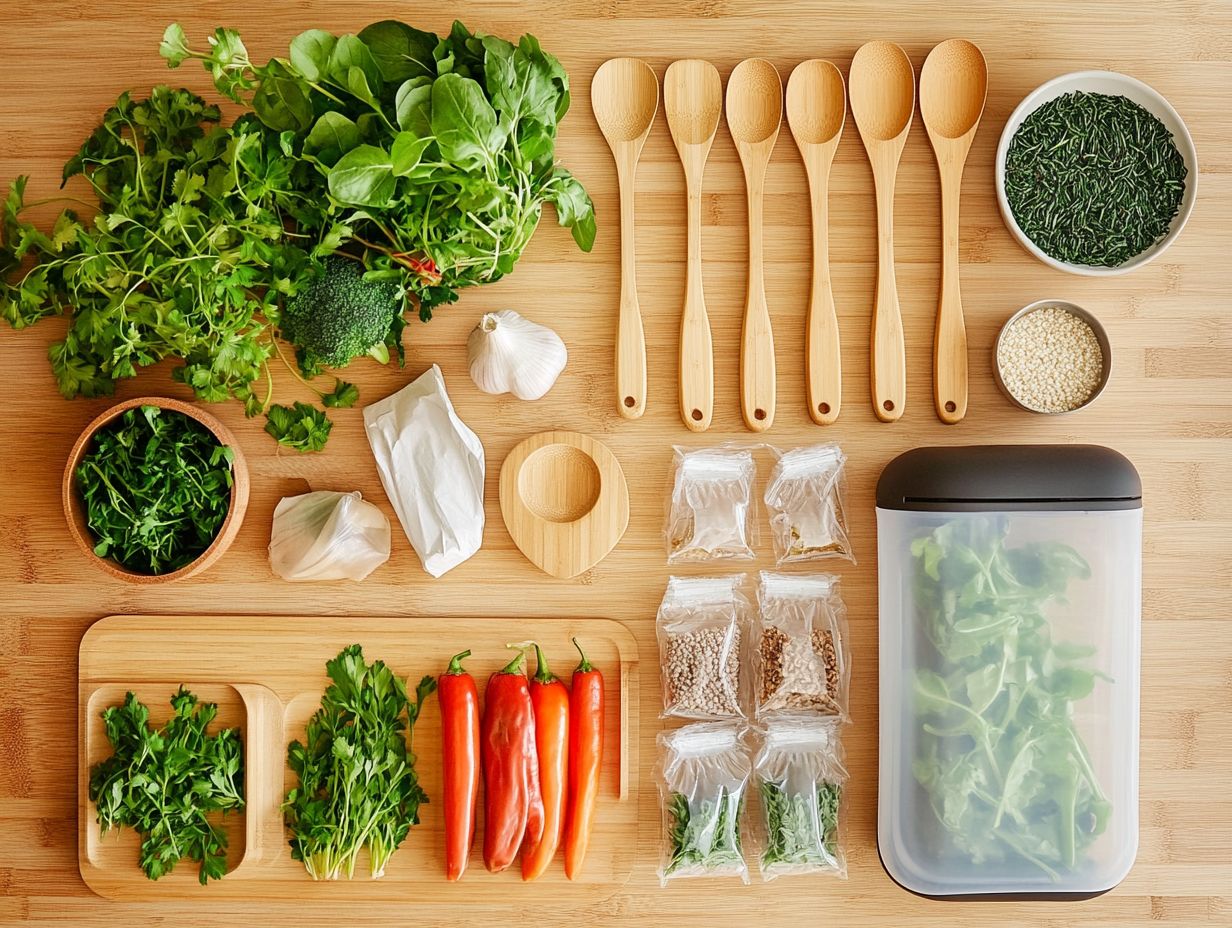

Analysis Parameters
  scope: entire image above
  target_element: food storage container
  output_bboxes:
[876,445,1141,898]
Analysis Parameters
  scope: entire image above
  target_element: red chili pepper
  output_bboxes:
[439,649,479,881]
[563,638,603,880]
[481,650,543,872]
[522,643,570,881]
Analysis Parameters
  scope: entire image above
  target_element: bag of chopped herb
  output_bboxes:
[657,575,748,721]
[764,444,853,565]
[657,722,751,885]
[666,446,758,562]
[753,719,847,881]
[755,572,850,720]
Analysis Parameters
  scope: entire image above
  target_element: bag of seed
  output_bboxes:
[657,722,752,885]
[755,572,849,720]
[665,446,757,563]
[753,718,847,881]
[657,575,747,720]
[764,443,853,565]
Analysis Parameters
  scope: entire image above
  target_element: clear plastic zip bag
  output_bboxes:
[753,718,847,880]
[755,572,849,720]
[666,447,757,563]
[268,490,391,581]
[657,575,748,721]
[657,722,752,885]
[764,443,853,565]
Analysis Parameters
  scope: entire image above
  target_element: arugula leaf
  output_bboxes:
[665,788,745,877]
[761,780,842,872]
[264,401,332,452]
[910,516,1110,880]
[89,687,244,884]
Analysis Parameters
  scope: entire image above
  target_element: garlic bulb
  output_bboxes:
[467,309,567,401]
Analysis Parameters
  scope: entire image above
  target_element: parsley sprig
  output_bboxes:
[88,688,244,884]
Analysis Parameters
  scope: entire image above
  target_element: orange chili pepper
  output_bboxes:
[522,643,570,881]
[563,637,603,880]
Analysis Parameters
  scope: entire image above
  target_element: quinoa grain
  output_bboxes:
[997,306,1105,413]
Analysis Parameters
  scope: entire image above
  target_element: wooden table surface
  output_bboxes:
[2,1,1230,925]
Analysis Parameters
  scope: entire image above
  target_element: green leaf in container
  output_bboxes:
[328,145,396,207]
[358,20,438,83]
[288,29,337,81]
[303,112,361,167]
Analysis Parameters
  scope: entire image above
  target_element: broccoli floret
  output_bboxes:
[279,255,401,373]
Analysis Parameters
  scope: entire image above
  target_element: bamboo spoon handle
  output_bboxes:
[804,153,840,425]
[615,155,646,419]
[934,156,968,424]
[741,161,776,432]
[679,164,713,431]
[871,151,906,422]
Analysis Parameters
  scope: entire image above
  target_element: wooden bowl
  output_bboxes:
[62,397,250,584]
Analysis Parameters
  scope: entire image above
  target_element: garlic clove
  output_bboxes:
[467,309,567,401]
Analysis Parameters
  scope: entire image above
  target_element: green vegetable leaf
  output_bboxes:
[264,401,332,452]
[288,29,336,82]
[321,379,359,408]
[252,63,314,132]
[328,145,396,207]
[329,35,384,101]
[390,133,431,177]
[394,78,433,135]
[303,111,362,167]
[357,20,437,83]
[430,73,503,169]
[158,23,191,67]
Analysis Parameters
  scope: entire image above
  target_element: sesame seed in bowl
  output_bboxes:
[993,300,1111,414]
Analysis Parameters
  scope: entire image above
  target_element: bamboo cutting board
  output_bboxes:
[77,615,639,901]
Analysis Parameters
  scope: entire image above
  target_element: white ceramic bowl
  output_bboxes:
[995,71,1198,276]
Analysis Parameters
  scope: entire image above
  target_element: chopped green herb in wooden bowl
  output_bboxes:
[63,397,249,582]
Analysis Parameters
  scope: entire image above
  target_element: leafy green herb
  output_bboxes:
[760,780,841,872]
[321,379,359,409]
[88,688,244,884]
[77,405,234,575]
[264,401,332,452]
[665,788,745,876]
[910,517,1111,880]
[282,645,437,880]
[164,20,596,319]
[1005,92,1187,267]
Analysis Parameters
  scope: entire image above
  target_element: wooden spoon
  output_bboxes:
[726,58,782,432]
[592,58,658,420]
[787,60,846,426]
[665,59,722,432]
[920,39,988,425]
[850,41,914,422]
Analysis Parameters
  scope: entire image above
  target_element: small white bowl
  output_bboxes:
[995,71,1198,276]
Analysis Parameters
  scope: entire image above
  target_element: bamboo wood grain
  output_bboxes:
[787,60,846,426]
[498,430,630,579]
[921,39,988,424]
[851,41,914,423]
[727,58,782,432]
[666,60,721,432]
[3,3,1232,926]
[77,614,639,901]
[592,58,658,420]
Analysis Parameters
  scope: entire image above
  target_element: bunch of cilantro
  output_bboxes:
[89,687,244,884]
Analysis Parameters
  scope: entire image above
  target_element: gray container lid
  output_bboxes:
[876,445,1141,512]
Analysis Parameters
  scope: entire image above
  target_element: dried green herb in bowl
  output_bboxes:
[1004,90,1188,268]
[72,403,239,576]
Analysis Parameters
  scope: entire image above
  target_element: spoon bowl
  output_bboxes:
[665,59,722,146]
[920,39,988,140]
[727,58,783,145]
[786,59,845,145]
[592,58,659,145]
[850,41,915,142]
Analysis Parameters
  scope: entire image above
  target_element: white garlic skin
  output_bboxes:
[467,309,567,401]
